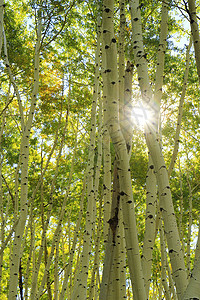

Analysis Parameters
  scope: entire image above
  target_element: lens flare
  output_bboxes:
[132,101,154,128]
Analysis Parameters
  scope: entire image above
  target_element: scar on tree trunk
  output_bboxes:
[108,206,119,244]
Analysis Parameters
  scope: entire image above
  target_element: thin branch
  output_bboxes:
[41,0,76,49]
[0,95,14,116]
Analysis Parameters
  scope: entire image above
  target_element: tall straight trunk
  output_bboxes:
[142,155,157,294]
[0,0,4,56]
[142,0,168,295]
[36,130,78,299]
[71,13,101,298]
[160,224,171,300]
[30,114,69,298]
[102,1,147,299]
[59,173,86,300]
[168,38,192,177]
[8,16,41,300]
[188,0,200,84]
[88,94,103,300]
[129,0,188,298]
[186,172,193,277]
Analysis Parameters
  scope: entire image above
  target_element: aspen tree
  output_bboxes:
[186,172,193,277]
[168,38,192,177]
[35,129,78,299]
[88,196,103,300]
[100,29,117,298]
[54,230,59,300]
[142,156,157,293]
[129,0,188,297]
[0,0,4,56]
[71,12,101,298]
[100,166,119,299]
[59,174,86,299]
[183,253,200,299]
[100,60,133,299]
[104,2,132,294]
[8,13,41,299]
[88,94,103,300]
[160,224,171,300]
[178,160,185,252]
[118,61,134,298]
[102,0,147,298]
[142,0,168,294]
[194,223,200,264]
[30,114,69,298]
[187,0,200,84]
[102,125,111,241]
[24,209,34,300]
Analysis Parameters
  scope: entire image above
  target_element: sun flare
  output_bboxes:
[131,102,154,128]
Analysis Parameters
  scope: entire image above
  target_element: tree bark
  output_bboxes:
[102,1,147,298]
[188,0,200,84]
[129,0,188,298]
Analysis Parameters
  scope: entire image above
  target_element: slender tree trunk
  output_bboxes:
[160,224,171,300]
[142,155,157,294]
[129,0,188,298]
[8,15,41,300]
[188,0,200,84]
[168,38,192,177]
[102,1,147,298]
[71,14,101,297]
[0,0,4,56]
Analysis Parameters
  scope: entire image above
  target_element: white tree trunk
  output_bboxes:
[102,1,147,298]
[8,16,41,299]
[188,0,200,84]
[129,0,188,297]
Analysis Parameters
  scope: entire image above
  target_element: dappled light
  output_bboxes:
[1,0,200,299]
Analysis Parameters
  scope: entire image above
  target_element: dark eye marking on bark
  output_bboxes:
[159,165,166,170]
[120,191,128,196]
[161,192,167,196]
[169,249,177,254]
